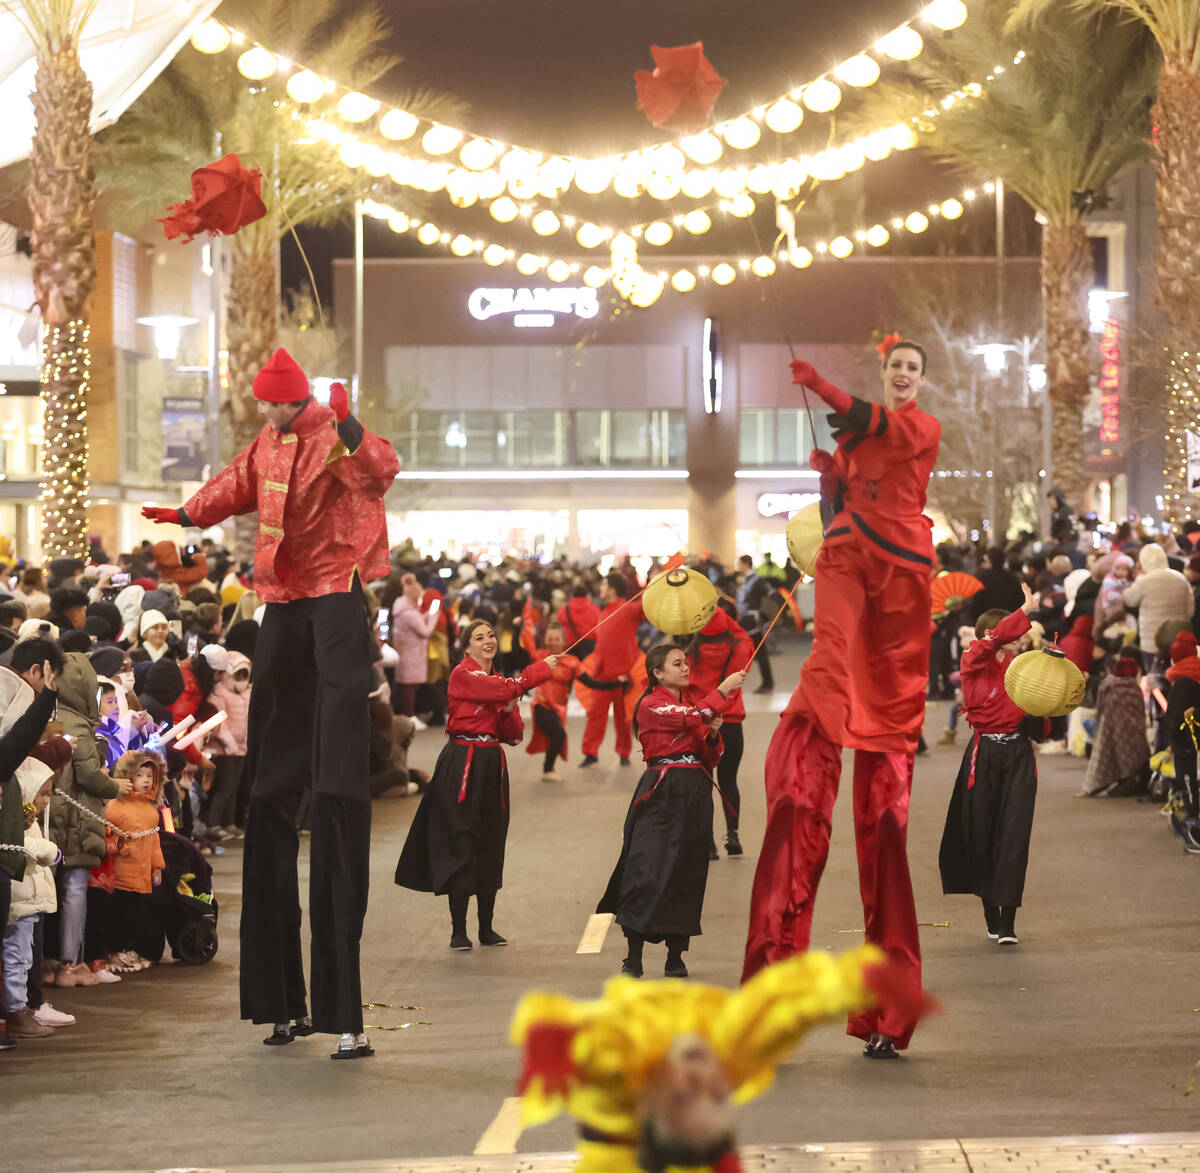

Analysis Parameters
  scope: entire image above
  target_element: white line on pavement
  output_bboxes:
[474,1096,525,1155]
[577,912,613,954]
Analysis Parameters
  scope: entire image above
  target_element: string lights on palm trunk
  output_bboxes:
[40,318,91,560]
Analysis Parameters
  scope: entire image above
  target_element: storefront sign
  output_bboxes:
[757,491,819,518]
[162,397,206,482]
[467,286,599,328]
[1098,317,1120,443]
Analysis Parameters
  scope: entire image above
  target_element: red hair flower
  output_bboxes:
[875,331,905,358]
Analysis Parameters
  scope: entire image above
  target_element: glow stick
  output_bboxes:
[1153,687,1168,713]
[159,715,196,745]
[174,710,228,750]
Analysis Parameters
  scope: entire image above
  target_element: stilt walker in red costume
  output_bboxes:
[142,348,400,1059]
[742,340,940,1059]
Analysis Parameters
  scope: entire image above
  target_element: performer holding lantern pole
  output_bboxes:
[142,348,400,1059]
[742,340,940,1059]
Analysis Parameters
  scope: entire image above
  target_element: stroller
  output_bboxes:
[154,830,220,964]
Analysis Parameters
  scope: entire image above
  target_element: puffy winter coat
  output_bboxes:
[391,595,437,684]
[49,652,119,869]
[0,669,56,882]
[9,759,58,921]
[104,751,165,894]
[209,650,251,755]
[1123,544,1194,651]
[686,608,753,722]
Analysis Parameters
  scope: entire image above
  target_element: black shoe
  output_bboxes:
[450,931,473,951]
[725,830,743,856]
[263,1023,294,1046]
[709,839,720,860]
[863,1035,900,1059]
[291,1016,315,1037]
[581,754,599,768]
[664,956,688,979]
[621,956,643,978]
[478,928,508,946]
[619,756,632,767]
[983,901,1000,940]
[996,906,1018,945]
[331,1032,375,1060]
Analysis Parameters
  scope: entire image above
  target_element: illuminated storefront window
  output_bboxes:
[739,408,834,466]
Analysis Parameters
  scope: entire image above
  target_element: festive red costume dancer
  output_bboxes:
[580,572,644,767]
[742,341,940,1059]
[143,348,400,1059]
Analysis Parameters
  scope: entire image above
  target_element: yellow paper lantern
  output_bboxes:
[643,568,718,635]
[786,503,824,578]
[1004,646,1086,718]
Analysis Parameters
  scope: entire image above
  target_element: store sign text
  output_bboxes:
[758,491,819,518]
[1099,317,1120,443]
[467,286,599,328]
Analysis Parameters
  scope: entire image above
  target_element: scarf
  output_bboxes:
[1166,655,1200,684]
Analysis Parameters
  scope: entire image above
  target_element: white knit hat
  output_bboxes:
[139,609,168,636]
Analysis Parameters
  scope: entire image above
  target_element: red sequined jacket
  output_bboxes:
[181,402,400,602]
[636,684,732,767]
[446,657,554,744]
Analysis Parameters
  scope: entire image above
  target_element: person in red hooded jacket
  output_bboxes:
[141,348,400,1060]
[396,619,554,948]
[580,572,644,767]
[742,340,939,1060]
[685,600,752,857]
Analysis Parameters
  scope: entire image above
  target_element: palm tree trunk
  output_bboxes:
[29,38,96,560]
[1041,222,1094,516]
[1153,57,1200,521]
[225,234,278,559]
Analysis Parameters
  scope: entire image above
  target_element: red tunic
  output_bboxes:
[591,598,645,678]
[686,608,753,723]
[446,656,553,745]
[558,597,601,646]
[636,684,730,767]
[961,609,1031,734]
[182,401,400,602]
[520,647,583,757]
[822,399,941,570]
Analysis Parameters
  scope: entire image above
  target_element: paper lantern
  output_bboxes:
[1004,645,1086,718]
[786,503,824,578]
[643,568,718,635]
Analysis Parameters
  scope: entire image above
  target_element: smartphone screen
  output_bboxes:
[377,607,390,639]
[429,598,441,614]
[111,572,130,587]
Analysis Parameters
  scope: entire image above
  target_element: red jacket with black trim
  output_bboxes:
[181,401,400,603]
[686,608,753,722]
[591,598,644,679]
[961,608,1031,734]
[446,656,554,744]
[819,397,940,570]
[636,683,731,767]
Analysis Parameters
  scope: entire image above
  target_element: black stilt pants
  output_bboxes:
[239,589,373,1035]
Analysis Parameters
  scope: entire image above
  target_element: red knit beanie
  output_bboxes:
[1170,631,1198,663]
[27,737,73,773]
[252,347,310,403]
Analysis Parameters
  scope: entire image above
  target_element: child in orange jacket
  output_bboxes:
[103,751,166,967]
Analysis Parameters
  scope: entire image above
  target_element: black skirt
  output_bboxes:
[939,732,1038,907]
[394,739,509,897]
[597,765,714,940]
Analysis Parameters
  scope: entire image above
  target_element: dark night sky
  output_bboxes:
[281,0,1025,301]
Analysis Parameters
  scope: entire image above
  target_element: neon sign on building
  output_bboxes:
[1098,317,1120,444]
[467,286,599,329]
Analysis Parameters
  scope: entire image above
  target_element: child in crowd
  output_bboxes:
[103,751,166,967]
[206,649,251,837]
[96,679,155,769]
[1081,647,1150,797]
[2,759,72,1040]
[521,622,582,781]
[939,584,1041,946]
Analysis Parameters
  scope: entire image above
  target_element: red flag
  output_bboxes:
[635,43,726,132]
[160,153,267,243]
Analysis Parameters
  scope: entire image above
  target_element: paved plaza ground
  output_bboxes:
[5,642,1198,1172]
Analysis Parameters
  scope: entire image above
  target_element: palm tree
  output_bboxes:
[1010,1,1200,518]
[858,3,1157,513]
[4,0,99,559]
[97,0,462,551]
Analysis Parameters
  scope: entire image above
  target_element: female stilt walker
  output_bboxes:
[598,644,747,978]
[685,601,754,858]
[396,620,555,948]
[742,341,940,1059]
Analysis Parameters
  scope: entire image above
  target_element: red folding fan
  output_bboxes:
[930,572,984,617]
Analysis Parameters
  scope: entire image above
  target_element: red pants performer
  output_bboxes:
[742,341,940,1059]
[143,348,400,1060]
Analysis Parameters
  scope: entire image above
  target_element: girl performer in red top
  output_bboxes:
[743,340,940,1059]
[521,622,582,780]
[686,602,753,857]
[939,586,1040,947]
[395,620,555,950]
[598,645,747,978]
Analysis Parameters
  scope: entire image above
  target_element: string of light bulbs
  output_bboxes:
[357,179,996,308]
[187,0,969,188]
[39,319,91,560]
[1163,350,1200,521]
